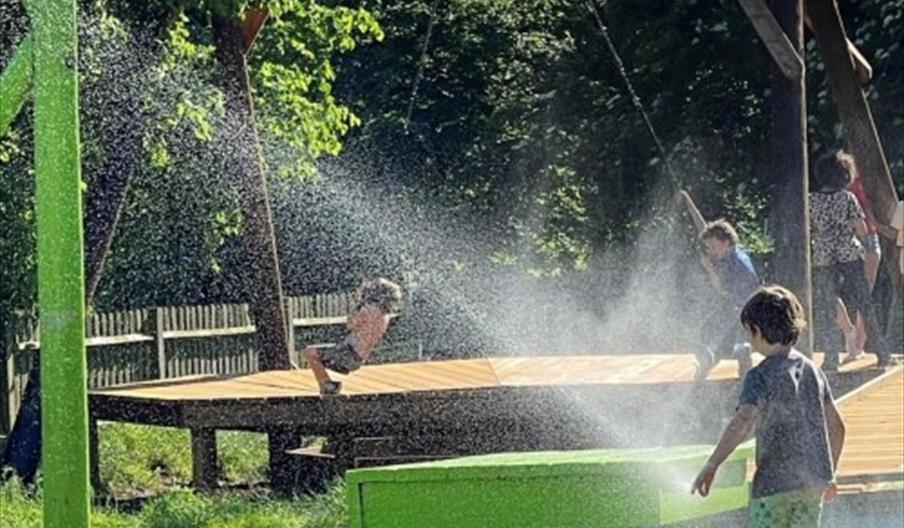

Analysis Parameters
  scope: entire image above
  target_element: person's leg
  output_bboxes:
[813,266,842,370]
[834,297,858,359]
[696,305,732,381]
[854,312,868,355]
[839,260,891,365]
[748,489,823,528]
[303,347,333,387]
[787,488,824,528]
[863,242,881,291]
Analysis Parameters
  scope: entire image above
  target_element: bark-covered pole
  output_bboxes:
[768,0,813,352]
[212,17,291,371]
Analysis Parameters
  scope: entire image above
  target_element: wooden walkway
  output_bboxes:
[836,366,904,492]
[92,352,878,401]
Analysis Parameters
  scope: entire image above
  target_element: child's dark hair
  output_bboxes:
[700,219,739,247]
[740,285,807,346]
[814,150,856,191]
[357,278,402,314]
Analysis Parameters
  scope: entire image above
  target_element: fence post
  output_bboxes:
[148,308,166,379]
[285,298,296,367]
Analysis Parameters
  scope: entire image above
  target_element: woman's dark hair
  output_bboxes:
[814,150,856,191]
[740,285,807,346]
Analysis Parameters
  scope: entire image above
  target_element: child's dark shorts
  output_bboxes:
[320,343,363,374]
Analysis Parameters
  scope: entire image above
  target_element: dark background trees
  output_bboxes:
[1,0,901,351]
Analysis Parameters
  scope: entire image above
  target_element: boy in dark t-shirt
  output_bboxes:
[695,220,761,381]
[692,286,846,527]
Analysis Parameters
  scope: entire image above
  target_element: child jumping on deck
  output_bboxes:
[692,285,846,527]
[810,150,891,370]
[695,220,761,381]
[301,278,402,395]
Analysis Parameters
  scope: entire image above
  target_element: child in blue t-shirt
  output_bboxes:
[692,285,845,527]
[695,220,761,380]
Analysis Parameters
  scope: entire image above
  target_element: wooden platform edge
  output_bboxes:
[836,365,903,407]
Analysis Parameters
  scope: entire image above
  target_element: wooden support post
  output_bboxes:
[88,415,104,493]
[267,427,297,495]
[0,34,33,137]
[806,0,901,294]
[737,0,804,80]
[803,9,872,84]
[191,427,218,490]
[767,0,813,354]
[0,329,11,436]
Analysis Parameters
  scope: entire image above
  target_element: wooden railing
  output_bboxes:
[1,291,420,434]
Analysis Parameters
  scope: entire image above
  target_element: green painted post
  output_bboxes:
[0,34,33,137]
[31,0,91,526]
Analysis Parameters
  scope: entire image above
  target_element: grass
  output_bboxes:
[99,423,269,496]
[2,422,345,527]
[0,478,347,528]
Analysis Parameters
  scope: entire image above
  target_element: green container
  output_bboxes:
[347,444,754,528]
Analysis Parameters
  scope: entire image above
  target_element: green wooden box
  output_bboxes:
[346,444,754,528]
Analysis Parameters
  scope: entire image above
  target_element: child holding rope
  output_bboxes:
[301,278,402,395]
[694,219,761,381]
[692,286,845,527]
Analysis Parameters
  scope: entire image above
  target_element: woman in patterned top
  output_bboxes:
[810,150,891,370]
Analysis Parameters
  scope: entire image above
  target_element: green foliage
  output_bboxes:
[0,478,347,528]
[98,423,268,495]
[250,1,383,178]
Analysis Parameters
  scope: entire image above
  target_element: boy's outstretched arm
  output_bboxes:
[691,404,758,497]
[823,397,846,500]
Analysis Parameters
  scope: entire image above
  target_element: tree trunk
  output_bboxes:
[212,18,291,371]
[83,20,176,306]
[768,0,813,353]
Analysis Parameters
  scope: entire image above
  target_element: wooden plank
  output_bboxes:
[736,0,804,80]
[802,8,871,84]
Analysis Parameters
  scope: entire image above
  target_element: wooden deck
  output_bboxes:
[87,352,896,493]
[92,352,878,401]
[836,366,904,492]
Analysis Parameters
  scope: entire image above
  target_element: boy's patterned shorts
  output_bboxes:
[747,487,824,528]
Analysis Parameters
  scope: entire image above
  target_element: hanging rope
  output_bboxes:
[404,0,440,133]
[585,0,681,190]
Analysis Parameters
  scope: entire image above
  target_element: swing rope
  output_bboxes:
[405,0,440,133]
[585,0,681,190]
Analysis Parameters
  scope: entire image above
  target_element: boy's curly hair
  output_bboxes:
[814,149,856,191]
[740,285,807,345]
[700,219,739,246]
[358,278,403,314]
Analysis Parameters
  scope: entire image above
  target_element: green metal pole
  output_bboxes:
[31,0,91,526]
[0,34,33,137]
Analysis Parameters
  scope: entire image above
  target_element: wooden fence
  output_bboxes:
[1,291,421,435]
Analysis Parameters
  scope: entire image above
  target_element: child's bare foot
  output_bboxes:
[320,380,342,395]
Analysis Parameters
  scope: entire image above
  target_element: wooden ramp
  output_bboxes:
[836,367,904,492]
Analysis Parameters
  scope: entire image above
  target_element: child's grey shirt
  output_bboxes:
[739,349,835,498]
